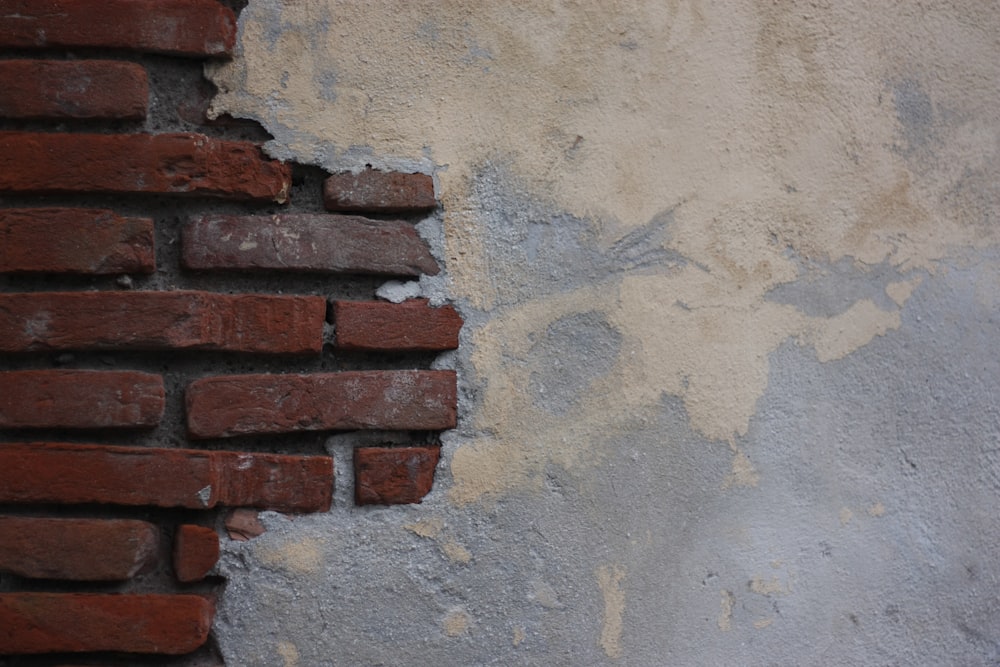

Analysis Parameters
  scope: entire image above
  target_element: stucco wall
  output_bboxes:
[206,2,1000,664]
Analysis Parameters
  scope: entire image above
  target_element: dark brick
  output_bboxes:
[354,446,441,505]
[333,299,462,351]
[0,370,164,429]
[0,442,334,512]
[323,168,436,213]
[186,370,458,439]
[0,291,325,354]
[0,517,158,581]
[0,60,147,120]
[182,213,440,276]
[0,593,213,654]
[173,525,219,583]
[0,0,236,57]
[0,208,155,275]
[0,132,291,202]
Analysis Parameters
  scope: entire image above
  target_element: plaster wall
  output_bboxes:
[206,2,1000,664]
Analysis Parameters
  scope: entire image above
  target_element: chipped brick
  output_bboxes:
[0,60,147,120]
[355,446,441,505]
[333,299,462,352]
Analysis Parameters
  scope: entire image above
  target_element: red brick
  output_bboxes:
[174,525,219,583]
[182,213,440,276]
[0,60,147,120]
[0,370,164,429]
[225,508,266,541]
[0,442,333,512]
[333,299,462,352]
[0,517,157,581]
[324,168,436,213]
[0,291,325,354]
[186,370,457,439]
[354,446,441,505]
[0,208,155,275]
[0,132,291,202]
[0,0,236,57]
[0,593,213,654]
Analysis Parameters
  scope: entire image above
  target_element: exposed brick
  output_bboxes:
[354,446,441,505]
[186,370,458,439]
[0,291,325,354]
[0,132,291,202]
[0,593,212,655]
[173,525,219,583]
[0,442,333,512]
[323,168,436,213]
[0,0,236,57]
[182,213,440,276]
[0,517,157,581]
[0,370,164,429]
[333,299,462,352]
[0,60,147,120]
[225,509,266,542]
[0,208,155,275]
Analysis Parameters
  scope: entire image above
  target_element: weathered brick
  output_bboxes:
[0,370,164,429]
[333,299,462,352]
[0,60,147,120]
[186,370,457,439]
[182,213,440,276]
[0,132,291,202]
[0,442,333,512]
[174,525,219,583]
[0,291,325,354]
[0,208,155,275]
[324,168,436,213]
[0,593,213,654]
[354,446,441,505]
[0,0,236,57]
[0,517,158,581]
[225,509,266,541]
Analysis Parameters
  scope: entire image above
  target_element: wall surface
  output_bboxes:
[206,2,1000,664]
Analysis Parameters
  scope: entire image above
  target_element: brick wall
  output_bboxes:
[0,1,460,662]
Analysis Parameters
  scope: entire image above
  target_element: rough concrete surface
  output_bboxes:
[206,2,1000,664]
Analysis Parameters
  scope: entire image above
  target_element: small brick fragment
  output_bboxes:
[186,370,457,439]
[0,60,148,120]
[0,0,236,57]
[355,446,441,505]
[225,509,266,541]
[0,208,155,275]
[333,299,462,352]
[324,168,436,213]
[0,291,325,354]
[0,442,333,512]
[0,370,164,429]
[0,517,157,581]
[0,593,213,654]
[183,213,440,276]
[174,525,219,583]
[0,132,291,202]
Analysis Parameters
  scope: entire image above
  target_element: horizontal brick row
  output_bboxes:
[0,132,292,202]
[333,299,462,351]
[0,517,158,581]
[354,446,441,505]
[0,370,164,429]
[0,291,325,354]
[0,207,155,275]
[0,593,213,655]
[186,370,457,438]
[324,168,436,213]
[0,60,148,120]
[182,213,440,276]
[0,0,236,57]
[174,524,219,583]
[0,442,334,512]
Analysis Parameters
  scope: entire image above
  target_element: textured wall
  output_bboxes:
[207,2,1000,664]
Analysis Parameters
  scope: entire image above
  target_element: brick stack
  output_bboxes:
[0,0,460,661]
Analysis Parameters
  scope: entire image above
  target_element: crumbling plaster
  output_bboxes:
[206,2,1000,664]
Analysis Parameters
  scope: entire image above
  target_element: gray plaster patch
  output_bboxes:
[528,312,622,415]
[893,78,934,151]
[765,256,908,317]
